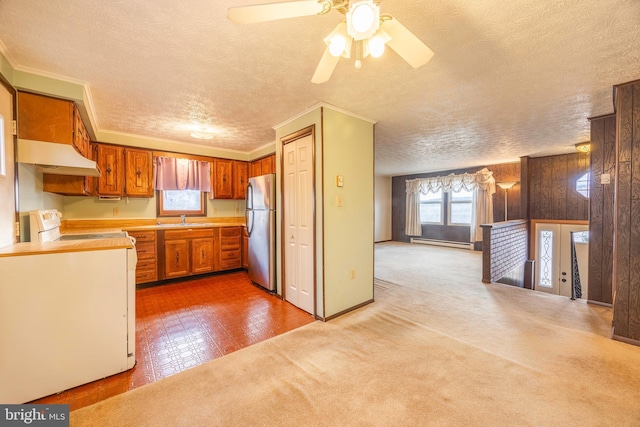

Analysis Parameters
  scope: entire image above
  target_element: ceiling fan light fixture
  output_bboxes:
[346,0,380,41]
[368,28,391,58]
[324,22,352,58]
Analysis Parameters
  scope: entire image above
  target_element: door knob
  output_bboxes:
[561,279,567,282]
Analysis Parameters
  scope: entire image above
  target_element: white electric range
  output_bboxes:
[0,209,137,403]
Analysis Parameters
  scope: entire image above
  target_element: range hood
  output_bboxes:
[17,139,101,177]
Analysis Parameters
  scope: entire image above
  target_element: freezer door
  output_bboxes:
[248,210,275,291]
[248,174,275,211]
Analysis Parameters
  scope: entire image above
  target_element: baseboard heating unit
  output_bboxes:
[410,238,473,250]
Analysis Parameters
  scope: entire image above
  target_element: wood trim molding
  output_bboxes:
[152,150,212,163]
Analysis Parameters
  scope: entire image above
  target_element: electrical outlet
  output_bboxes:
[350,269,355,280]
[113,208,119,216]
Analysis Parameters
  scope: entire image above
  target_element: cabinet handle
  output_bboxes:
[201,249,205,259]
[176,252,180,262]
[106,166,112,174]
[222,175,227,182]
[136,168,141,177]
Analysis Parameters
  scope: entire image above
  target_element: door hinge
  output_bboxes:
[14,221,20,238]
[12,120,17,136]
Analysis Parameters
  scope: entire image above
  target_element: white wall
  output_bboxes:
[274,104,375,319]
[0,83,15,248]
[375,175,392,242]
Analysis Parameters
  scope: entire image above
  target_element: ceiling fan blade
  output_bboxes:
[311,46,341,84]
[228,1,325,24]
[382,17,434,69]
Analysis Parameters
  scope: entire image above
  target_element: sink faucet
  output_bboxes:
[181,214,186,225]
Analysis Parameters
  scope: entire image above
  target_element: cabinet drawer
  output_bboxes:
[220,237,241,250]
[136,269,158,284]
[164,229,213,240]
[220,249,241,261]
[219,259,242,270]
[129,230,156,243]
[136,258,157,271]
[135,242,156,260]
[220,227,241,237]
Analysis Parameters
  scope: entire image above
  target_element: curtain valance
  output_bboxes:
[154,156,211,192]
[405,168,495,195]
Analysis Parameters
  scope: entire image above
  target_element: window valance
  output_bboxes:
[154,156,211,192]
[405,168,496,195]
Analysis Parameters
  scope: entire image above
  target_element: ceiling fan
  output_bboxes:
[228,0,434,83]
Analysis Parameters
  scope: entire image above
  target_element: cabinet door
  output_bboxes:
[72,105,90,157]
[213,158,233,199]
[125,148,154,197]
[261,155,274,175]
[232,161,248,200]
[97,144,124,196]
[250,160,262,178]
[165,239,190,278]
[191,238,214,274]
[43,174,92,196]
[242,229,248,270]
[17,92,74,145]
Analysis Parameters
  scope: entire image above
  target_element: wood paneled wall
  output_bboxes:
[589,114,616,305]
[612,81,640,343]
[527,154,590,221]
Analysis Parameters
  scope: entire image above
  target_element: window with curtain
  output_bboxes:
[405,168,496,241]
[419,189,443,224]
[448,188,473,225]
[155,156,211,217]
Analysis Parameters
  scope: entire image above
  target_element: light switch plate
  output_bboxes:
[336,175,344,187]
[601,173,611,184]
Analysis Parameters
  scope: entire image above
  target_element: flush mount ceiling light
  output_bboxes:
[575,141,591,153]
[189,125,216,140]
[228,0,434,83]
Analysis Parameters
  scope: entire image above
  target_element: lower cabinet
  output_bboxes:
[127,230,158,284]
[242,227,248,270]
[216,227,242,271]
[160,228,215,280]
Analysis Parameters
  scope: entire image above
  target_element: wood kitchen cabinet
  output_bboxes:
[160,228,214,280]
[242,227,248,270]
[216,226,242,271]
[127,230,158,284]
[249,154,275,178]
[97,144,125,196]
[232,160,248,200]
[124,148,154,197]
[43,143,98,196]
[212,158,233,199]
[17,91,91,158]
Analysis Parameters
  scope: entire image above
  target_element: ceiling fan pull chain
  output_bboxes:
[355,40,362,69]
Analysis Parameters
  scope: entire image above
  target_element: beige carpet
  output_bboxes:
[71,242,640,426]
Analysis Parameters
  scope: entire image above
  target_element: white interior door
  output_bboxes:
[534,223,589,298]
[282,134,314,314]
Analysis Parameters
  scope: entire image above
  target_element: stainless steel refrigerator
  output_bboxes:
[246,174,276,291]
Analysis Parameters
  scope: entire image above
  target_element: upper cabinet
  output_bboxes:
[232,160,248,200]
[96,144,125,196]
[212,158,233,199]
[17,92,90,157]
[249,154,275,178]
[125,148,154,197]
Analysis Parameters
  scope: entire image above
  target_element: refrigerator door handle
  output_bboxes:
[246,183,253,210]
[246,210,254,237]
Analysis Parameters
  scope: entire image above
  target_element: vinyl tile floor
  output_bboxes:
[30,271,315,411]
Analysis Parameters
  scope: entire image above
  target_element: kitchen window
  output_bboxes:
[157,190,206,216]
[419,190,443,224]
[448,189,473,225]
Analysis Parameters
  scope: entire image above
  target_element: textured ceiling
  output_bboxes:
[1,0,640,176]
